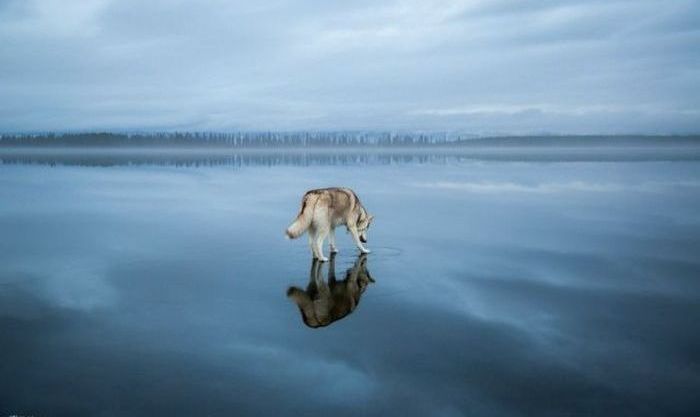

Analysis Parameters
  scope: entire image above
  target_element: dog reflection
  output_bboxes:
[287,254,374,328]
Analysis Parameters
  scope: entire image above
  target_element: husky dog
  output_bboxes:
[286,187,374,261]
[287,253,374,328]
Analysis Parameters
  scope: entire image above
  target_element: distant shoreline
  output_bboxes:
[3,133,700,166]
[2,144,700,152]
[1,133,699,149]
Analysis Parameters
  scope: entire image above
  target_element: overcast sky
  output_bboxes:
[0,0,698,133]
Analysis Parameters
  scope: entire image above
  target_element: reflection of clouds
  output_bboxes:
[1,158,699,415]
[362,262,700,415]
[407,249,696,312]
[369,235,700,360]
[411,180,700,194]
[4,260,116,311]
[226,342,376,403]
[41,262,116,310]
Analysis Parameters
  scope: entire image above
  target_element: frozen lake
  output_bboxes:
[1,149,700,416]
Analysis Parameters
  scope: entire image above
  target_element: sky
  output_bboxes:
[0,0,699,134]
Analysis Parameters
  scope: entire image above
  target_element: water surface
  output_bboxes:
[1,149,699,416]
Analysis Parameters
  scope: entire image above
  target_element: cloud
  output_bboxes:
[0,0,698,132]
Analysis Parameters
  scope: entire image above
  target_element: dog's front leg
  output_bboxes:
[349,226,370,254]
[329,227,338,253]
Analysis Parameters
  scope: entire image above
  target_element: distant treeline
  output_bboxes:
[0,132,449,147]
[1,132,699,148]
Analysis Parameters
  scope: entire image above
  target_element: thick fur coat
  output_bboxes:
[286,187,373,261]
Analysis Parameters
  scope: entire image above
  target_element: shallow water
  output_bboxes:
[1,150,700,416]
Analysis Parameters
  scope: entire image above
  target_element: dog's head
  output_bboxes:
[357,213,374,243]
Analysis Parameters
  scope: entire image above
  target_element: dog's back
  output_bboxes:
[285,188,358,239]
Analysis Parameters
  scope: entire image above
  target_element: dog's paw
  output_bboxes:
[318,256,329,262]
[360,248,371,254]
[330,247,338,254]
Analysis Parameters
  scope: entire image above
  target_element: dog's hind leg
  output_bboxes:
[314,228,329,262]
[308,228,319,259]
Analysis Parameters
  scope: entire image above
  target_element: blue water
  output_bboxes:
[1,151,699,416]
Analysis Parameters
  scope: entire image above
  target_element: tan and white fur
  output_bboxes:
[286,187,374,261]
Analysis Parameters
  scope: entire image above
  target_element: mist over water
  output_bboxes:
[1,149,700,416]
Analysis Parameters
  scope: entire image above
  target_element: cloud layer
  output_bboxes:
[1,0,699,132]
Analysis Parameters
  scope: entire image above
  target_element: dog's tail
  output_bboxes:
[287,287,322,327]
[285,193,316,239]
